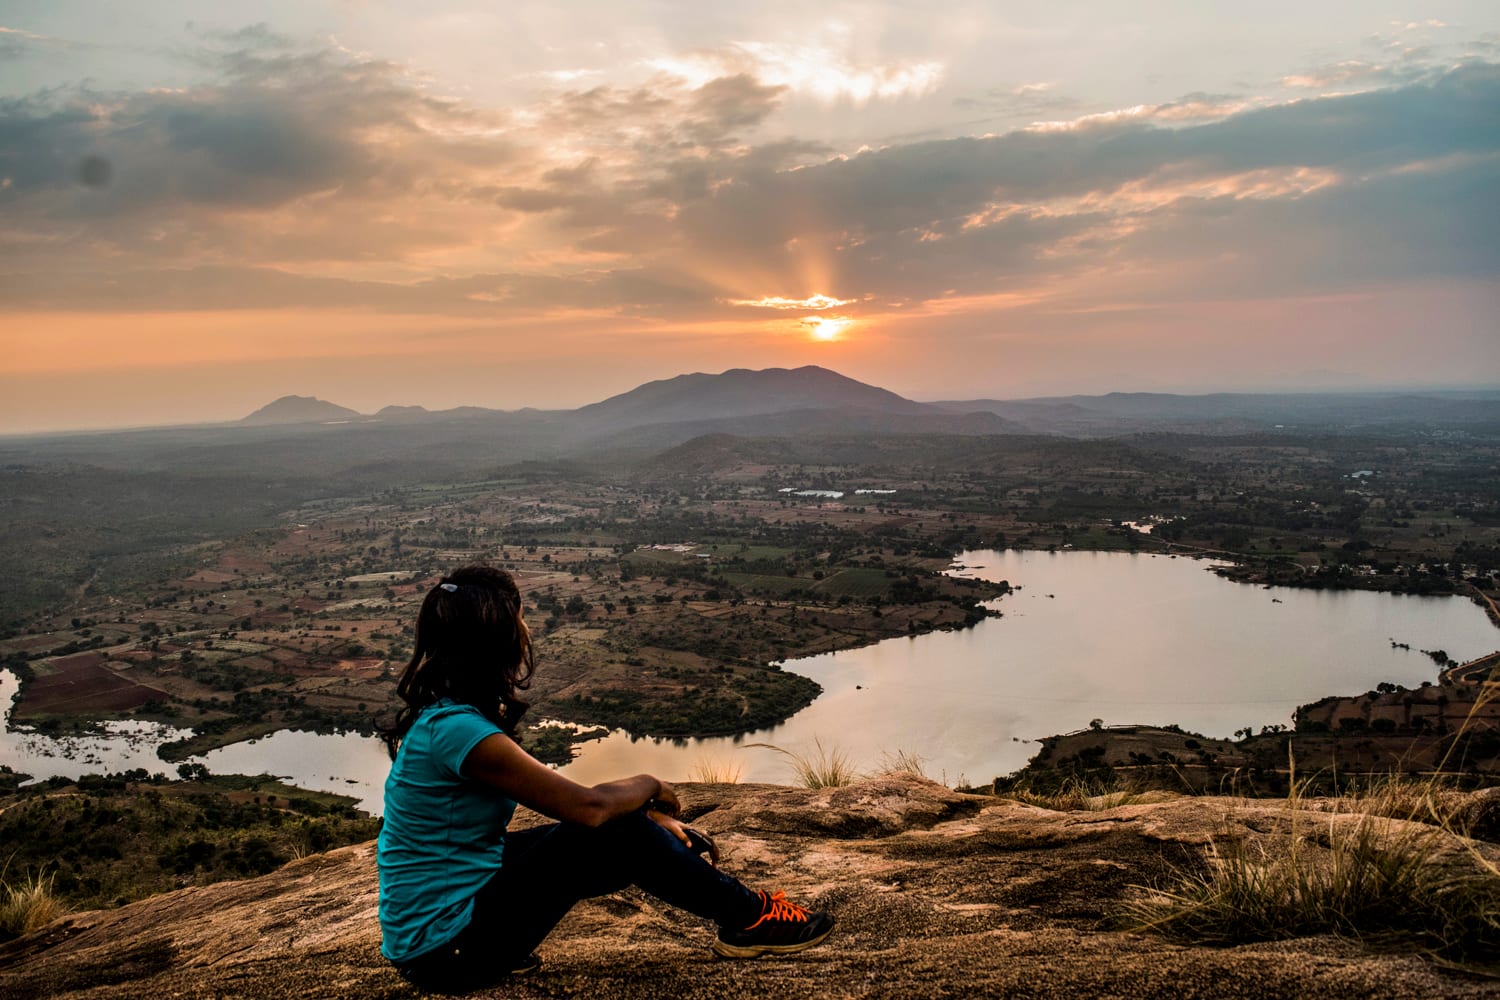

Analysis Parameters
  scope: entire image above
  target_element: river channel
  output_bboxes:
[3,550,1497,813]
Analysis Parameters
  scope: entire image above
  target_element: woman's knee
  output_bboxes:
[600,809,689,853]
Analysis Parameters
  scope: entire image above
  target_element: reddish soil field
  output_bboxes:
[184,570,239,585]
[21,656,169,714]
[217,554,273,574]
[333,657,387,673]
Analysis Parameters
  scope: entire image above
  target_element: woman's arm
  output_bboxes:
[461,731,678,827]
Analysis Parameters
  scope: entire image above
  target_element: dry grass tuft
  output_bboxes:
[749,737,857,789]
[1125,732,1500,972]
[688,754,744,784]
[0,864,68,939]
[877,748,928,780]
[1000,773,1158,812]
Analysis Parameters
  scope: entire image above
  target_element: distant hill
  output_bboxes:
[574,366,934,430]
[641,430,1162,476]
[580,406,1026,457]
[238,376,1500,440]
[934,390,1500,437]
[241,396,362,426]
[373,404,430,420]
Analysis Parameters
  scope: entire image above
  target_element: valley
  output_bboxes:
[1,368,1497,764]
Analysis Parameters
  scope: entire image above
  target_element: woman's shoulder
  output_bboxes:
[414,698,500,732]
[398,699,503,767]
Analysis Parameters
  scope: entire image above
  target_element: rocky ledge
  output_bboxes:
[2,776,1496,999]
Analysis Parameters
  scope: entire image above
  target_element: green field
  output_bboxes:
[811,567,894,598]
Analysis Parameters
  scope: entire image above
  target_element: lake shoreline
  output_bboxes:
[6,530,1488,760]
[5,548,1494,803]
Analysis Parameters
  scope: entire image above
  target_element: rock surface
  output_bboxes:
[2,776,1497,999]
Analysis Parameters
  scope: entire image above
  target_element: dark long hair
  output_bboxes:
[381,564,534,758]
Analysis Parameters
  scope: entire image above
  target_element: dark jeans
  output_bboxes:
[396,810,761,992]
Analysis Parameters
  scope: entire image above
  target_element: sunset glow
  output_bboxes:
[0,3,1495,432]
[803,316,853,342]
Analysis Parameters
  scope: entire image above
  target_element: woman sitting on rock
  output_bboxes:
[377,563,834,992]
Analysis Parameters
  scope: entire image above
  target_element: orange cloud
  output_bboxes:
[723,294,855,310]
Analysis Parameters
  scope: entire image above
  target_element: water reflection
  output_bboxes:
[557,549,1500,789]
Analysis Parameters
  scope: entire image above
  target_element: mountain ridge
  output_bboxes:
[238,370,1500,437]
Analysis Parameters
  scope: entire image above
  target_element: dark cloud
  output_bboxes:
[646,62,1500,302]
[1121,153,1500,299]
[685,74,786,144]
[0,38,512,244]
[201,23,300,51]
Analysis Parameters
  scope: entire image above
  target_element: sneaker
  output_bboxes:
[446,946,541,977]
[397,948,540,993]
[712,891,835,959]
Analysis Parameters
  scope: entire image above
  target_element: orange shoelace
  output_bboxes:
[745,890,809,929]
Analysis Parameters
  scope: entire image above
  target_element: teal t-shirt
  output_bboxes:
[377,699,517,962]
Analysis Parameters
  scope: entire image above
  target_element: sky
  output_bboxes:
[1,1,1497,432]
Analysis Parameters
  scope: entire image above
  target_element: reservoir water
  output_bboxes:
[3,550,1496,813]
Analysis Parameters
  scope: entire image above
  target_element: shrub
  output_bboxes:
[1124,807,1500,967]
[1126,720,1500,972]
[0,865,68,939]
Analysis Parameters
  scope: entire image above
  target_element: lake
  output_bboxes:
[3,550,1496,813]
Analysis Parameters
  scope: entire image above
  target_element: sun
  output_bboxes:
[803,316,853,342]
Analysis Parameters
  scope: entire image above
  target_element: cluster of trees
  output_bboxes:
[0,774,378,915]
[563,668,820,737]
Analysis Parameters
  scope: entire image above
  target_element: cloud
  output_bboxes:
[724,294,856,310]
[0,26,1495,331]
[648,39,942,105]
[649,61,1500,307]
[1281,59,1416,90]
[952,80,1082,118]
[0,23,96,62]
[0,35,531,277]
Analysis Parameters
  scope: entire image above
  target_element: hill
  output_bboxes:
[2,775,1496,999]
[574,366,934,429]
[639,431,1164,477]
[934,390,1500,437]
[240,396,362,426]
[580,407,1026,458]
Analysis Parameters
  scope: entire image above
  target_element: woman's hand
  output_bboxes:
[648,779,681,817]
[646,809,721,867]
[645,807,692,849]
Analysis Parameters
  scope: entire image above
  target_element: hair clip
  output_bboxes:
[439,583,458,592]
